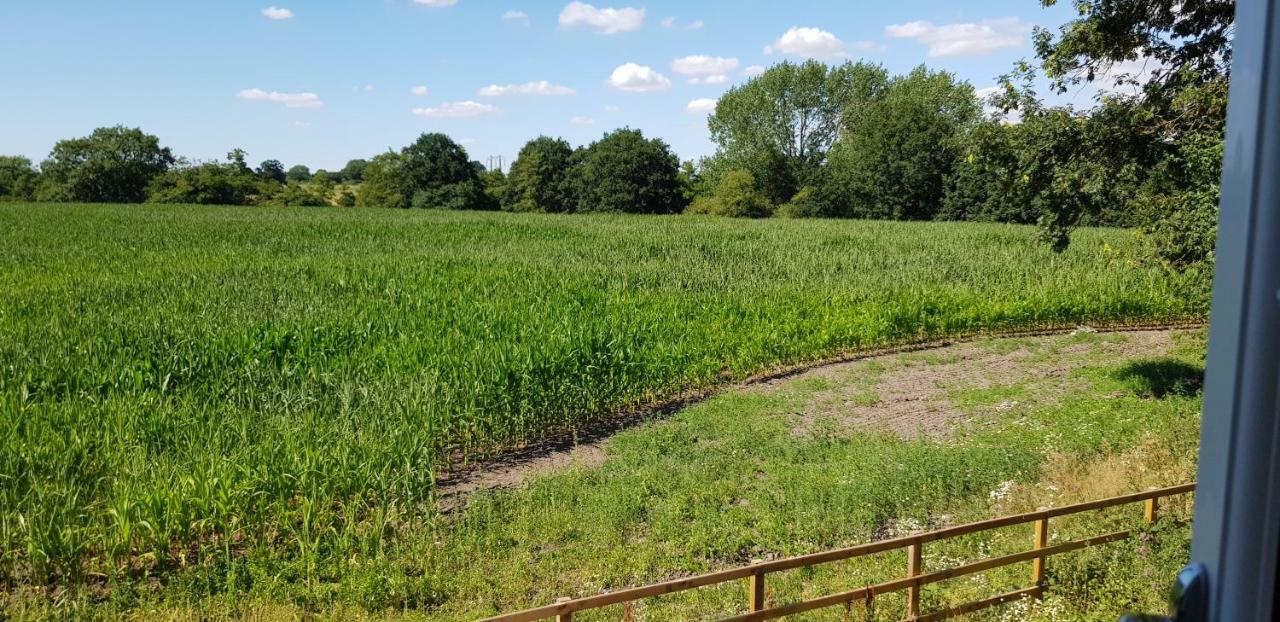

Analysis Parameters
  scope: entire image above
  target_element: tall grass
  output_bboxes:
[0,204,1198,591]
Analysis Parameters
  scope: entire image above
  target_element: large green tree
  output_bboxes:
[286,165,312,183]
[574,129,683,214]
[400,133,489,210]
[0,156,38,201]
[817,66,981,220]
[340,159,369,183]
[707,60,890,204]
[38,126,175,203]
[503,136,577,213]
[257,159,287,184]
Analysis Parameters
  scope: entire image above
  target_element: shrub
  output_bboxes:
[258,182,330,207]
[357,152,409,209]
[776,187,821,218]
[147,161,262,205]
[688,170,773,218]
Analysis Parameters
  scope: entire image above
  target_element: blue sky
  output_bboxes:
[0,0,1090,172]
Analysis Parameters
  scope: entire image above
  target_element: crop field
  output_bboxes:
[0,204,1201,614]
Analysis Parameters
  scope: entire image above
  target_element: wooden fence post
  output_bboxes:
[1145,497,1159,524]
[749,570,766,612]
[555,597,573,622]
[907,542,923,619]
[1031,518,1049,588]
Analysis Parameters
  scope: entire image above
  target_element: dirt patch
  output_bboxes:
[757,330,1179,439]
[436,443,607,512]
[434,326,1195,511]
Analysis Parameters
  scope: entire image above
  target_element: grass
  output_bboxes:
[0,204,1203,617]
[5,329,1202,621]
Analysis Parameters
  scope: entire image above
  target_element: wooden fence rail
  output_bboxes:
[479,483,1195,622]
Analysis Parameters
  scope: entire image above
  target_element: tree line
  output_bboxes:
[0,0,1227,279]
[0,124,686,214]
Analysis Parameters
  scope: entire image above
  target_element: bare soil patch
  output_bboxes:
[434,327,1191,511]
[756,329,1179,439]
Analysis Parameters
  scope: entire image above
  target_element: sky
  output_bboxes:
[0,0,1096,172]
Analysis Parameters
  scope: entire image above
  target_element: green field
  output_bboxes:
[0,204,1202,615]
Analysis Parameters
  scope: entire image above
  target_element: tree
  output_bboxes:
[479,167,507,210]
[687,170,773,218]
[286,165,312,183]
[676,160,709,205]
[147,158,261,205]
[503,136,577,212]
[817,66,981,220]
[707,60,890,204]
[257,160,287,183]
[941,121,1032,224]
[39,126,175,203]
[1008,0,1233,256]
[356,152,409,208]
[340,159,369,183]
[227,149,251,174]
[1034,0,1232,130]
[399,133,489,210]
[574,128,683,214]
[0,156,38,201]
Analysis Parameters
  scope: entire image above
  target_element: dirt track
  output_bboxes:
[435,325,1197,511]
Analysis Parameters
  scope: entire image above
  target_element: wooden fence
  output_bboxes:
[480,483,1195,622]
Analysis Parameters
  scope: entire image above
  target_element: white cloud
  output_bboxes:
[503,9,529,21]
[413,0,457,7]
[686,98,717,113]
[606,63,672,92]
[604,105,622,113]
[571,116,595,125]
[262,6,294,20]
[885,17,1031,57]
[975,86,1001,100]
[478,81,576,96]
[559,1,644,34]
[458,137,477,145]
[238,88,324,108]
[742,65,766,77]
[670,55,739,77]
[410,85,430,96]
[1095,57,1165,95]
[411,101,500,118]
[661,16,703,30]
[361,84,375,93]
[764,27,849,59]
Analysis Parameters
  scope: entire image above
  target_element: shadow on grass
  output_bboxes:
[1114,358,1205,398]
